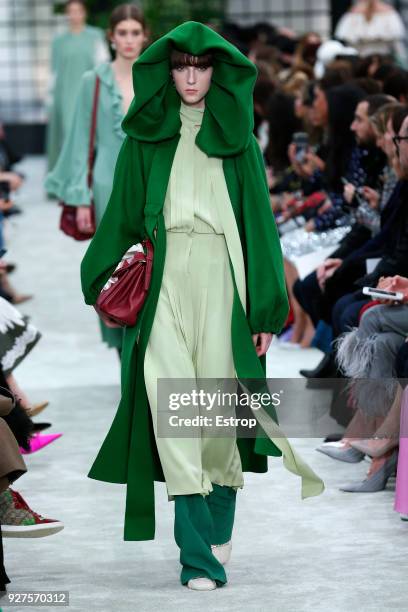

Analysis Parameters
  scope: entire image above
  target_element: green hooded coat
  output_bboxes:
[81,21,324,541]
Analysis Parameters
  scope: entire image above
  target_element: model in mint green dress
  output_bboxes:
[45,62,124,350]
[144,101,246,499]
[46,25,109,172]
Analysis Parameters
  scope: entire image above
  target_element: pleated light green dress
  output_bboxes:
[46,26,109,172]
[144,101,249,499]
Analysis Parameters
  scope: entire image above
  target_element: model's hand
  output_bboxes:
[252,332,273,357]
[76,206,93,233]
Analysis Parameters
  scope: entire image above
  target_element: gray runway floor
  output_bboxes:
[2,157,407,612]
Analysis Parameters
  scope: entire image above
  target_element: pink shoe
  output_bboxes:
[20,433,62,454]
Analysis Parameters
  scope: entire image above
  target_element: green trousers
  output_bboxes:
[174,483,237,586]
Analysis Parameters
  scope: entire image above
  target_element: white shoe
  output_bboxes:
[211,540,232,565]
[187,577,217,591]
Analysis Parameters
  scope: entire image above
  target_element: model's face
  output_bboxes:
[351,101,375,146]
[110,19,147,61]
[66,2,86,28]
[311,86,328,127]
[171,65,213,108]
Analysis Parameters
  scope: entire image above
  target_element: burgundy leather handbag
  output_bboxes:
[94,238,154,328]
[59,76,100,241]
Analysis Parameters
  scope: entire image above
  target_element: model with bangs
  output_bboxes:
[81,21,324,592]
[170,49,214,68]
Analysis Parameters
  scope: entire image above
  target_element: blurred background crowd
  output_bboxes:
[1,0,408,597]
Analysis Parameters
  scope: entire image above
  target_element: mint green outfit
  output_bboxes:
[144,102,245,501]
[45,62,124,349]
[144,102,245,586]
[46,26,109,172]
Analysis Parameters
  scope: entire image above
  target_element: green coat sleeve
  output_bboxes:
[80,136,146,305]
[44,70,96,205]
[238,135,289,334]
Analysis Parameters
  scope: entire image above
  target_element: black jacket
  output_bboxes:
[355,180,408,286]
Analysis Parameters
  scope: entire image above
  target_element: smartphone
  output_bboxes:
[292,132,309,164]
[363,286,404,301]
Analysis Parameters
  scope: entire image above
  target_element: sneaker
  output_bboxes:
[187,577,217,591]
[211,541,232,565]
[0,488,64,538]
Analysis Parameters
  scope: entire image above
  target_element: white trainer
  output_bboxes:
[211,540,232,565]
[187,577,217,591]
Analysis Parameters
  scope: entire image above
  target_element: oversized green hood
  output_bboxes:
[122,21,257,156]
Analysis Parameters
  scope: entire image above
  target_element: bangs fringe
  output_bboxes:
[170,48,213,69]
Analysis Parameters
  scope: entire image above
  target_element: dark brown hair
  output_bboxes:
[109,3,147,33]
[65,0,87,10]
[170,48,213,69]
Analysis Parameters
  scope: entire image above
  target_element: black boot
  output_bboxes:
[300,352,337,378]
[323,433,343,443]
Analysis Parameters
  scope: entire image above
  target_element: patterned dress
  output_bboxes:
[0,298,40,377]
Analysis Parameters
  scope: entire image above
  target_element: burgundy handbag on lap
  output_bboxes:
[94,238,154,328]
[59,76,100,241]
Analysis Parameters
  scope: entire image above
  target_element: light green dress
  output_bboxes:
[45,62,124,349]
[144,101,247,499]
[144,101,324,501]
[46,25,109,172]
